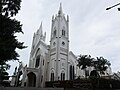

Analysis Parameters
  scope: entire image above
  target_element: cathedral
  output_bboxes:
[19,4,112,87]
[21,4,79,87]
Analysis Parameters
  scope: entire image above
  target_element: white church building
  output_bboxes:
[20,4,112,87]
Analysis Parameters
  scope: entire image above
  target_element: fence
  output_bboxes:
[0,87,64,90]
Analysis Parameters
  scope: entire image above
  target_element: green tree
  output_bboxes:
[93,57,110,76]
[0,0,26,85]
[77,55,93,78]
[90,57,111,89]
[0,0,26,64]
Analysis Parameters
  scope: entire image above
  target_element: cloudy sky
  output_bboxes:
[8,0,120,75]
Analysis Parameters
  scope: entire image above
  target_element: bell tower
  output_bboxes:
[49,3,69,81]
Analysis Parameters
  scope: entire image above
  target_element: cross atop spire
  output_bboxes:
[58,3,63,16]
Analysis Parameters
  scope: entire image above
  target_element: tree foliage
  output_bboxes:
[77,55,111,77]
[0,0,21,17]
[0,0,26,86]
[77,55,93,70]
[77,55,93,78]
[93,57,110,75]
[0,0,26,64]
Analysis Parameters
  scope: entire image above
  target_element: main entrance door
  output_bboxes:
[27,72,36,87]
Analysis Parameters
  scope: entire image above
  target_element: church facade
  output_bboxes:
[21,4,112,87]
[21,4,80,87]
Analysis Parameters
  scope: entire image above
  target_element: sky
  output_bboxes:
[8,0,120,75]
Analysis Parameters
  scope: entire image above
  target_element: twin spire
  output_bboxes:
[35,3,65,42]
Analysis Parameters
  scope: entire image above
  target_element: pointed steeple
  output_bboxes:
[38,22,43,36]
[39,22,42,32]
[58,3,63,16]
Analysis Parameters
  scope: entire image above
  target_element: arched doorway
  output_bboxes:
[27,72,36,87]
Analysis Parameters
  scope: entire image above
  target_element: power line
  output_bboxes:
[106,2,120,11]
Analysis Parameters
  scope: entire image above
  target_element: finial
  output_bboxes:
[60,3,62,11]
[67,15,69,22]
[39,21,42,30]
[38,21,43,36]
[58,3,63,15]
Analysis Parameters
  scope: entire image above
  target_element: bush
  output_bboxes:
[46,78,120,89]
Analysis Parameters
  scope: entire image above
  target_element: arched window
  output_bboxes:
[61,72,65,80]
[53,30,56,37]
[51,72,54,81]
[70,65,72,80]
[62,30,65,36]
[72,66,75,79]
[35,55,40,68]
[35,48,40,68]
[69,65,75,80]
